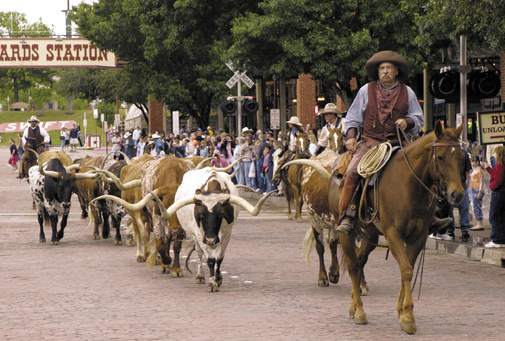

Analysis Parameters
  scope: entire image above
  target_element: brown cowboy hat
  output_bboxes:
[365,50,409,81]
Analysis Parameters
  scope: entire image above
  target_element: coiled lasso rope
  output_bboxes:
[357,142,393,178]
[357,142,393,224]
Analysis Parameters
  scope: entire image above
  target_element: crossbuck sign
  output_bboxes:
[226,61,255,89]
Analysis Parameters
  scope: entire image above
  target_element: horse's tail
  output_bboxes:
[302,228,315,268]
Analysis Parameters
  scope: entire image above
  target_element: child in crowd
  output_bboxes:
[271,140,284,196]
[470,156,485,231]
[8,139,19,171]
[483,146,505,248]
[262,145,274,193]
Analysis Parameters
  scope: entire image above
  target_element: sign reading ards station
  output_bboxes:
[0,38,117,68]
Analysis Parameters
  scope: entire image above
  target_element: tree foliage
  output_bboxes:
[229,0,430,107]
[71,0,261,128]
[406,0,505,50]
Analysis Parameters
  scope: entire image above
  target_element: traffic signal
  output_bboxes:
[468,70,501,99]
[429,69,501,103]
[429,71,459,103]
[221,99,237,117]
[242,98,259,115]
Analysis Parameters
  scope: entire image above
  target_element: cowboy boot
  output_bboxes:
[336,179,358,235]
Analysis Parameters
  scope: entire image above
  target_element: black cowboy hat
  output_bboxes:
[365,50,409,81]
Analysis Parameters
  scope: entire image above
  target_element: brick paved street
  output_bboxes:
[1,147,505,340]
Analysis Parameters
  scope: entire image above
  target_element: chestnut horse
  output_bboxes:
[272,131,310,222]
[333,122,465,334]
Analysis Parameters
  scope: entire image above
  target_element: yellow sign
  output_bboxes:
[477,111,505,145]
[0,38,117,68]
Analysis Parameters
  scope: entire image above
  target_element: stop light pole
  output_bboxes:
[460,34,468,143]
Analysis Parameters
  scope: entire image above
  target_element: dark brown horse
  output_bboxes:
[335,122,464,334]
[272,130,310,222]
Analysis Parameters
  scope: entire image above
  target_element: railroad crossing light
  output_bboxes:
[468,70,501,99]
[429,71,459,103]
[221,99,237,117]
[242,98,259,115]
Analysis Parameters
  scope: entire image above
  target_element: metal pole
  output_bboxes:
[460,35,468,142]
[237,79,242,135]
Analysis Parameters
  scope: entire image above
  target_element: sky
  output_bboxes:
[2,0,96,37]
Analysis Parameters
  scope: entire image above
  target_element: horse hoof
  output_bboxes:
[329,273,340,284]
[39,238,46,243]
[400,320,417,334]
[196,276,205,284]
[50,241,59,245]
[354,311,367,324]
[172,268,183,278]
[114,240,122,245]
[136,256,146,263]
[161,264,171,274]
[318,278,329,287]
[296,218,303,223]
[207,284,219,292]
[126,239,135,246]
[92,234,100,240]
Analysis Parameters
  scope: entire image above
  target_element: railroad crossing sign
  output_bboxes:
[226,61,255,89]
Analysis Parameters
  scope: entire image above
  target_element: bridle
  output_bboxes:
[396,125,461,201]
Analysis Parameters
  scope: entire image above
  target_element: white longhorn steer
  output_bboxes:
[153,168,275,292]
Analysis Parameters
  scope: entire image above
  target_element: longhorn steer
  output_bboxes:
[28,150,97,244]
[152,168,274,292]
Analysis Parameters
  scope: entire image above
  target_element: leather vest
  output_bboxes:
[363,81,409,142]
[28,126,45,147]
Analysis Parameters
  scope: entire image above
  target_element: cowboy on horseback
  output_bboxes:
[337,50,450,235]
[22,116,50,154]
[274,116,307,180]
[313,103,345,156]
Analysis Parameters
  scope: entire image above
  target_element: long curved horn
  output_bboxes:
[100,152,116,169]
[229,163,242,178]
[89,167,141,190]
[90,189,159,211]
[150,192,196,220]
[75,171,100,180]
[194,157,213,170]
[117,151,133,165]
[210,158,242,172]
[229,190,276,216]
[283,159,331,183]
[27,148,62,179]
[65,164,80,172]
[235,184,254,192]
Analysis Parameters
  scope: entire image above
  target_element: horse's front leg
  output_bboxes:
[356,233,378,296]
[340,233,367,324]
[385,229,417,334]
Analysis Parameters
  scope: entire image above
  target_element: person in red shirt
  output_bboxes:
[482,145,505,248]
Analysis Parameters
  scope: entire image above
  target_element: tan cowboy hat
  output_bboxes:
[365,50,409,81]
[242,127,250,133]
[151,133,161,139]
[27,116,40,123]
[124,132,131,138]
[319,103,341,116]
[286,116,302,126]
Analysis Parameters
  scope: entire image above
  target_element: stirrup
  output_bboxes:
[336,219,354,235]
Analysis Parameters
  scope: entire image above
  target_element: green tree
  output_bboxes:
[229,0,429,108]
[406,0,505,50]
[0,12,54,103]
[70,0,261,128]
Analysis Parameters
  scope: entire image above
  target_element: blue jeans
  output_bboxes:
[471,188,484,221]
[265,166,274,193]
[448,187,470,234]
[243,161,254,188]
[255,158,266,191]
[61,140,65,150]
[489,191,505,244]
[233,161,245,185]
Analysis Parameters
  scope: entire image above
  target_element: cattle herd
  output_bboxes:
[22,149,276,293]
